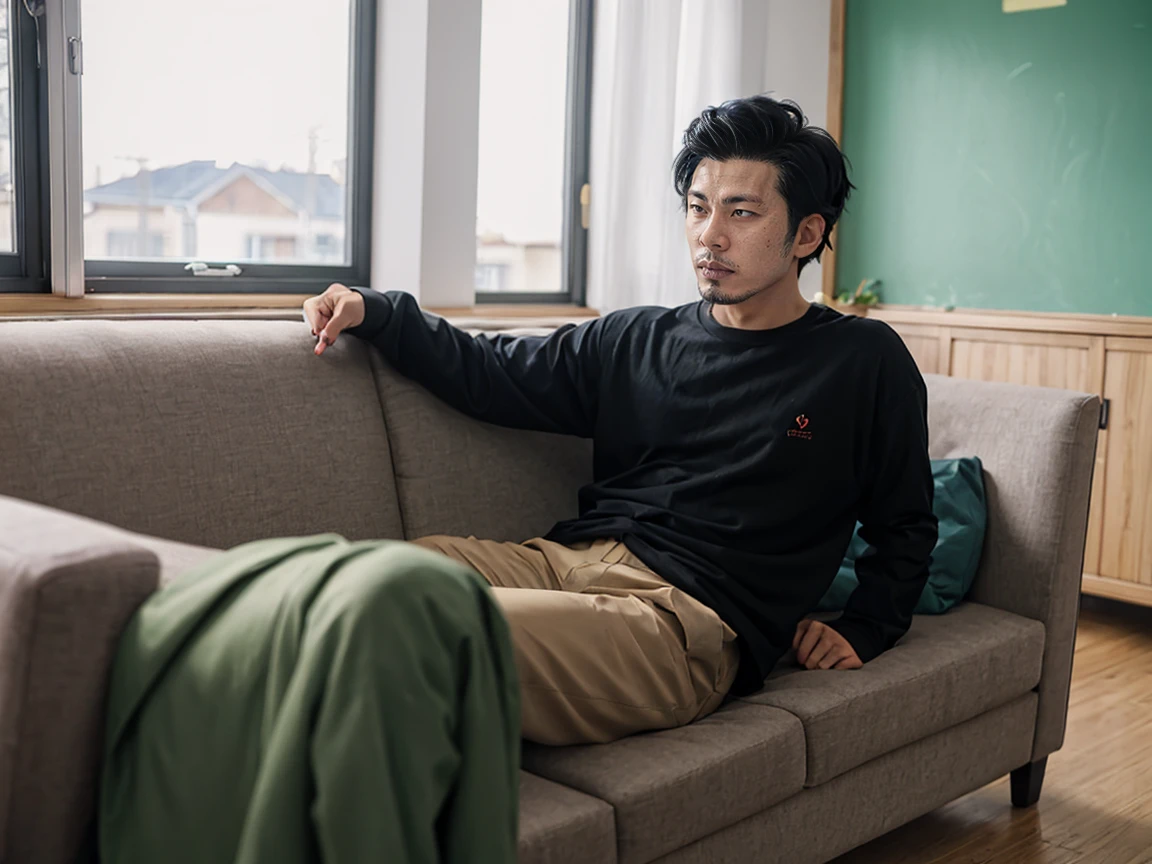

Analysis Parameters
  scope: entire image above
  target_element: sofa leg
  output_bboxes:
[1010,757,1047,807]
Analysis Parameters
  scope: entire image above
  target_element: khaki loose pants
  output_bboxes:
[412,535,739,746]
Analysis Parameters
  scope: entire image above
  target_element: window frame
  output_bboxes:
[0,0,49,292]
[83,0,376,295]
[474,0,593,307]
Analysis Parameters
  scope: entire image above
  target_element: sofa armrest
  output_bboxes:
[0,495,159,864]
[924,376,1100,763]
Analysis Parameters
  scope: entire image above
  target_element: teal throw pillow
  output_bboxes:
[816,457,987,615]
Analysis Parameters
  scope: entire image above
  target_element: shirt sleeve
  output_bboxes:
[343,288,601,438]
[826,327,939,663]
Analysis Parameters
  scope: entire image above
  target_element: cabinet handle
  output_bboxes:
[1100,398,1110,430]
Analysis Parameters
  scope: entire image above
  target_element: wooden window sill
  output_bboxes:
[0,293,599,323]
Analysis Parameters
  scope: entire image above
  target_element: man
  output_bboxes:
[304,95,938,748]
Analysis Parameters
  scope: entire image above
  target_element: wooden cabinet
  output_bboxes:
[1093,339,1152,600]
[870,307,1152,607]
[890,324,950,375]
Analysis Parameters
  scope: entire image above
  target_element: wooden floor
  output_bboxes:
[833,595,1152,864]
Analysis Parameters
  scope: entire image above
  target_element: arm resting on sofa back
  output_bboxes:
[0,495,159,864]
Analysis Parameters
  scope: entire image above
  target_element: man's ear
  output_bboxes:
[791,214,827,260]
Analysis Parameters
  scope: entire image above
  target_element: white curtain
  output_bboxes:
[586,0,831,313]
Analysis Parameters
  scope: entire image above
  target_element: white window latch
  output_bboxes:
[184,262,244,277]
[68,36,82,74]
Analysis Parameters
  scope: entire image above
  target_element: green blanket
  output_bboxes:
[98,535,521,864]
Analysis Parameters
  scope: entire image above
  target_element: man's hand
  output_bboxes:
[302,283,365,356]
[793,619,863,670]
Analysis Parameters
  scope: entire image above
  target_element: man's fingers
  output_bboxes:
[320,297,355,341]
[797,620,865,672]
[302,296,332,337]
[804,637,835,670]
[304,302,336,349]
[316,296,359,354]
[312,304,335,354]
[796,621,823,664]
[818,645,848,670]
[301,299,318,334]
[792,619,812,651]
[305,284,352,347]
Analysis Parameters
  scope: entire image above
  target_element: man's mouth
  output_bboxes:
[698,261,735,279]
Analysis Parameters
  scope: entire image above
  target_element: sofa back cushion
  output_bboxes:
[369,354,593,541]
[0,320,405,548]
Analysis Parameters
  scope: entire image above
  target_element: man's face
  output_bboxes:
[685,158,796,306]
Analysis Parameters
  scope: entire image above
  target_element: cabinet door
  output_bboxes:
[947,329,1107,574]
[949,329,1103,391]
[1099,342,1152,588]
[887,323,950,375]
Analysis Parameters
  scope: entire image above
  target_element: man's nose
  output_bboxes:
[699,218,728,250]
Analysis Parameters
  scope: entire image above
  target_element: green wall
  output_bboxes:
[836,0,1152,315]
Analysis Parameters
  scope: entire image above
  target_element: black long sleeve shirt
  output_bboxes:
[347,288,938,695]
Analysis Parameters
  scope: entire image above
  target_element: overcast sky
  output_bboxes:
[81,0,567,245]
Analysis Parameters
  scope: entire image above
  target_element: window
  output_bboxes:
[0,0,47,292]
[474,0,592,304]
[80,0,376,293]
[4,0,591,302]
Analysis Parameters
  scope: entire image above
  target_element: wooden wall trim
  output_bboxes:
[821,0,847,303]
[826,0,846,145]
[867,304,1152,339]
[1106,335,1152,353]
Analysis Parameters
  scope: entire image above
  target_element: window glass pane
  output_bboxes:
[81,0,353,266]
[0,0,16,254]
[476,0,569,294]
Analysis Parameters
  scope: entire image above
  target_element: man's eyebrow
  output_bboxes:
[686,189,764,206]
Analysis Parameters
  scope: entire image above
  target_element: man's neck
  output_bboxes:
[710,283,811,332]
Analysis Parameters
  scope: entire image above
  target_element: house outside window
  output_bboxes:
[105,230,165,258]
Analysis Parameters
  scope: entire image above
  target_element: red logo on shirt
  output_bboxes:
[787,414,813,440]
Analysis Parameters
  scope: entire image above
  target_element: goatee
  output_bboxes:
[699,282,768,306]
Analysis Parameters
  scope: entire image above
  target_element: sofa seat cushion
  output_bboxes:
[522,701,805,864]
[519,771,617,864]
[741,602,1045,787]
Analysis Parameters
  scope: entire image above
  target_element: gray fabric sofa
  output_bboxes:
[0,317,1100,864]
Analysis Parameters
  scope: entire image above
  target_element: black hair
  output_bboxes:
[672,95,853,274]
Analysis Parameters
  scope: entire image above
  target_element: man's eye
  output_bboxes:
[689,204,705,213]
[734,209,754,217]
